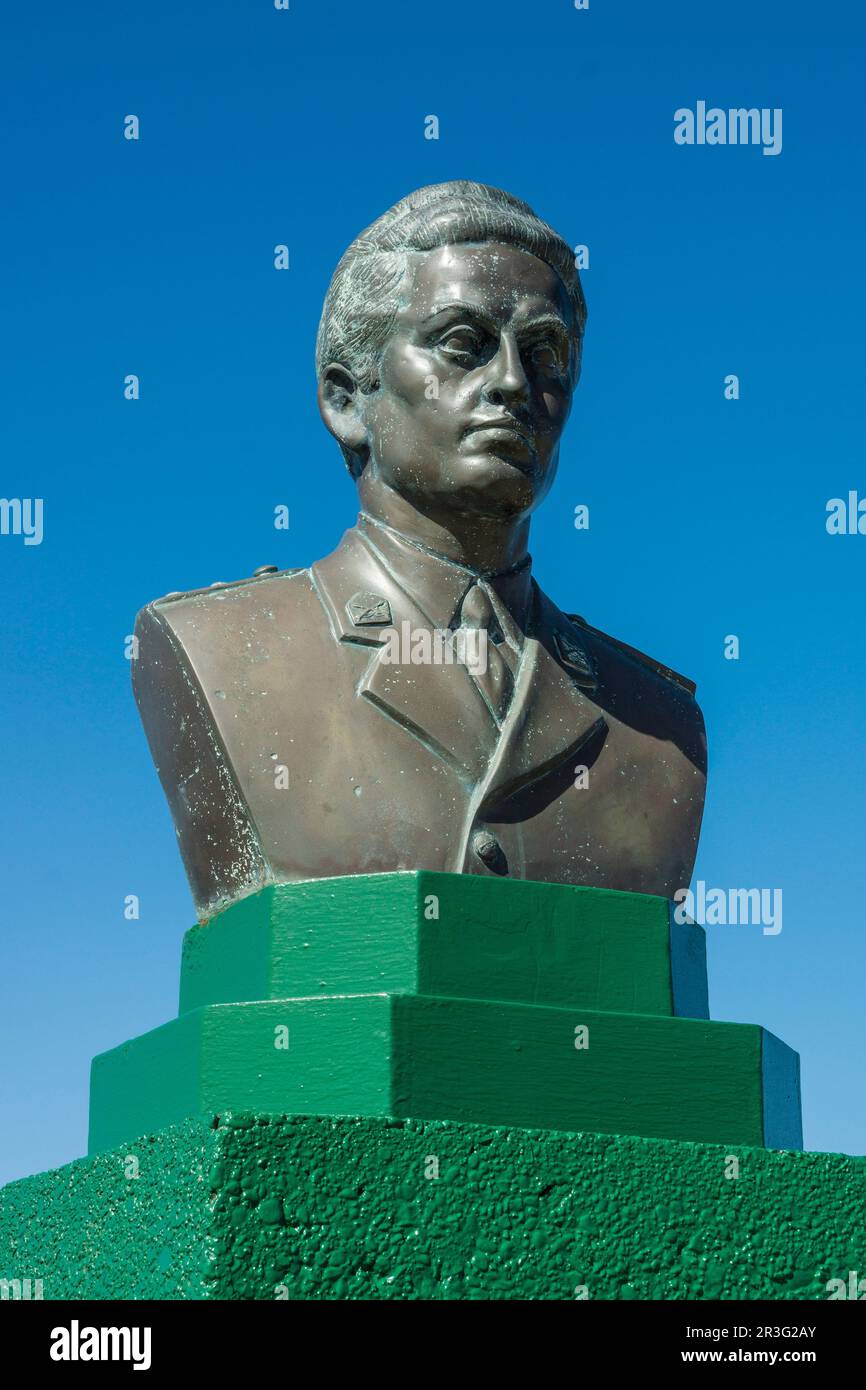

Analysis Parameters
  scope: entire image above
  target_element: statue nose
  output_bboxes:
[482,333,530,405]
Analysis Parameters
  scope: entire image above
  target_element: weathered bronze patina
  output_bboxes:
[133,182,707,918]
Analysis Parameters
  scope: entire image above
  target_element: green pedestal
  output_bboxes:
[2,873,818,1301]
[89,873,801,1154]
[177,873,709,1018]
[2,1113,862,1301]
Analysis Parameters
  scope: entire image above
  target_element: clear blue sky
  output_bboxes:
[2,0,864,1185]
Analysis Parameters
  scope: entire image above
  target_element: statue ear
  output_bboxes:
[318,364,369,475]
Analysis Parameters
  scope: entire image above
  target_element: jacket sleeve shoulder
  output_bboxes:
[567,612,698,697]
[132,599,268,920]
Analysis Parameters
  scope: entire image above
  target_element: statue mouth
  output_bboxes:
[463,418,536,455]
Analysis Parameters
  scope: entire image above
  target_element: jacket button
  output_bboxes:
[471,829,508,875]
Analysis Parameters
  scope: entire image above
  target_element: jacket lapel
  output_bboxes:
[312,528,496,780]
[313,530,608,801]
[476,584,609,810]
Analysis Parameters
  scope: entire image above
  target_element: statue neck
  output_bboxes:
[357,478,531,577]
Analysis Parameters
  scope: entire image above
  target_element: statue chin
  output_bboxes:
[399,454,546,522]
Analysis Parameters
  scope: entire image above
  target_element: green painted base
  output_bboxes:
[1,1113,862,1301]
[179,873,709,1019]
[88,873,802,1154]
[89,995,800,1155]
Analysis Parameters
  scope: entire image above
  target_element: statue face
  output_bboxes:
[326,242,577,523]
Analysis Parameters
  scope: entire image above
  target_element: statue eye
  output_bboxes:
[530,340,564,372]
[439,328,484,360]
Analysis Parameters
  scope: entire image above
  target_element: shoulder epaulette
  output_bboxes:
[152,566,303,607]
[567,613,697,697]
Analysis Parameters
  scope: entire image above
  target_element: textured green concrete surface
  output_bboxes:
[1,1113,862,1301]
[179,873,709,1019]
[89,995,800,1155]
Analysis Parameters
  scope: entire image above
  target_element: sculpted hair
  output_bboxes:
[316,180,587,398]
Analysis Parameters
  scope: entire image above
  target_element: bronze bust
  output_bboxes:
[133,181,707,919]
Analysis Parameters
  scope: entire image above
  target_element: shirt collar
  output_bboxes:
[357,513,534,638]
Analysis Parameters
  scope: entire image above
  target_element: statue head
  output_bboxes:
[316,181,586,528]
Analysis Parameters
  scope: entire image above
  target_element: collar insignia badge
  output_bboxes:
[346,592,393,626]
[554,630,598,688]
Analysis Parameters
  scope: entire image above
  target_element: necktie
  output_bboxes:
[458,582,516,725]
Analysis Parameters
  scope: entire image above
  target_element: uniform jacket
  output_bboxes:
[133,516,707,919]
